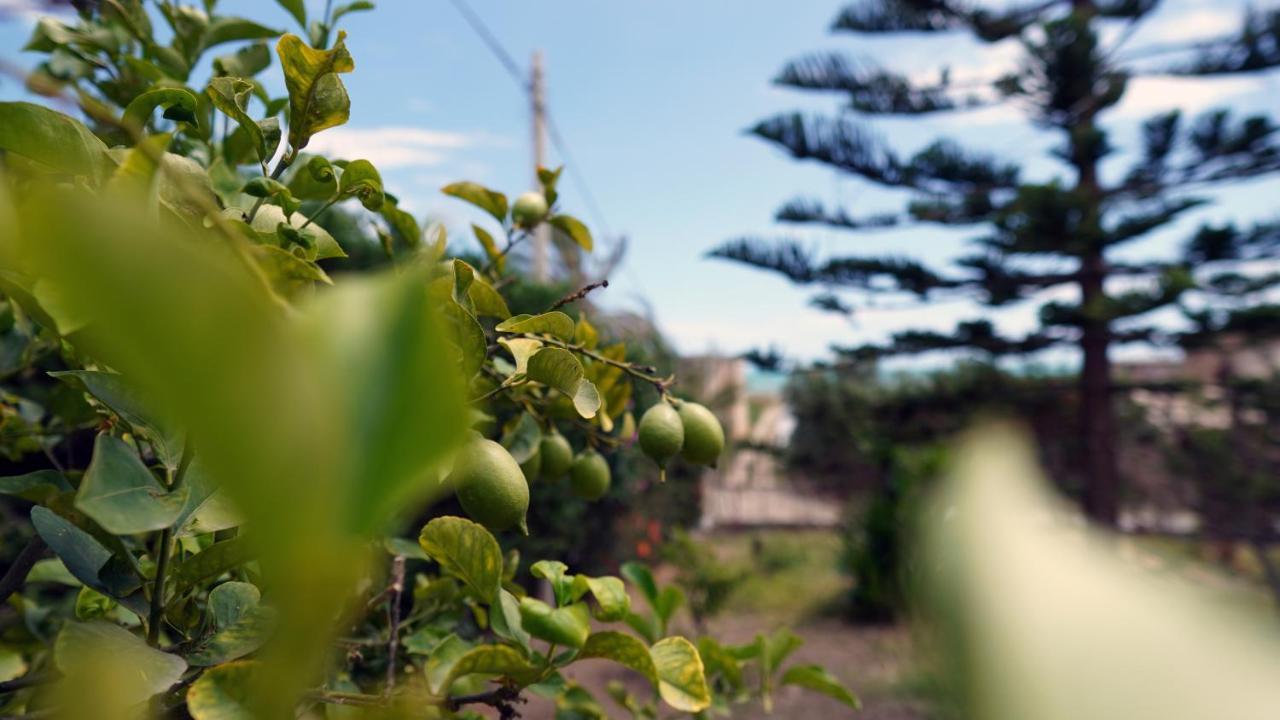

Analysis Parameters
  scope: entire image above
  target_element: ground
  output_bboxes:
[519,528,942,719]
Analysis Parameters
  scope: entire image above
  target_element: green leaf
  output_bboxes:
[623,611,659,644]
[697,637,744,690]
[122,87,200,134]
[580,576,629,622]
[490,588,531,652]
[207,76,272,163]
[760,627,804,677]
[209,581,261,631]
[275,0,307,28]
[530,560,574,605]
[287,154,338,199]
[187,605,277,666]
[526,347,584,395]
[780,664,860,708]
[74,586,116,621]
[655,586,685,626]
[418,516,503,600]
[187,660,256,720]
[442,299,486,380]
[51,370,185,470]
[0,101,111,180]
[76,434,188,534]
[30,507,113,594]
[338,158,383,209]
[277,32,355,150]
[518,598,590,649]
[436,644,540,694]
[442,182,508,224]
[0,469,72,504]
[549,215,594,252]
[502,413,543,464]
[650,637,711,713]
[305,270,464,530]
[27,558,80,587]
[202,16,282,52]
[473,224,504,272]
[333,1,376,23]
[469,277,511,319]
[620,562,658,608]
[172,536,254,588]
[379,197,420,247]
[495,311,575,341]
[425,634,471,694]
[578,631,658,686]
[55,622,186,706]
[214,42,272,77]
[383,537,430,561]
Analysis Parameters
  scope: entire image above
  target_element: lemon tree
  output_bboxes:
[0,1,852,718]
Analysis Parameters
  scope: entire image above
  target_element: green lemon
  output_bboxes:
[638,402,683,474]
[511,192,548,228]
[539,431,573,480]
[678,402,725,466]
[449,438,530,534]
[519,448,541,484]
[569,449,611,501]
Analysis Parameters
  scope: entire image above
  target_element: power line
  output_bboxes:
[445,0,613,238]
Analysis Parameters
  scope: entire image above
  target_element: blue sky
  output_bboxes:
[1,0,1278,364]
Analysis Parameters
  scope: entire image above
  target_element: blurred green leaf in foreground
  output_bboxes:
[922,424,1280,720]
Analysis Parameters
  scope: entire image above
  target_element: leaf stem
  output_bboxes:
[146,445,194,647]
[513,333,673,393]
[384,555,405,694]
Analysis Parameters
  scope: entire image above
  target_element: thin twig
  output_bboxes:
[384,555,405,694]
[447,685,524,714]
[546,280,608,312]
[0,671,56,695]
[0,536,47,605]
[515,333,673,393]
[302,690,387,707]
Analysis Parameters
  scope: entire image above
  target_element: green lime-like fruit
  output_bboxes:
[519,448,541,484]
[511,192,548,228]
[450,438,530,534]
[569,449,611,501]
[638,402,683,473]
[678,402,725,466]
[539,431,573,480]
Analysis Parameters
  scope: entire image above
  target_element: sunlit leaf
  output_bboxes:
[518,597,590,649]
[187,660,256,720]
[442,181,507,224]
[55,621,186,707]
[419,516,503,600]
[549,214,593,251]
[495,311,575,341]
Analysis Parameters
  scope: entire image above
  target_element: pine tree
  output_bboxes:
[711,0,1280,525]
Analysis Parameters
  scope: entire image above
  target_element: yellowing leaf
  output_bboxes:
[276,32,354,151]
[650,637,710,713]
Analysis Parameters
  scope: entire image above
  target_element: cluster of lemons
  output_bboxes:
[445,401,724,535]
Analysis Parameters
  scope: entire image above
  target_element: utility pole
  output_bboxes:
[530,49,549,282]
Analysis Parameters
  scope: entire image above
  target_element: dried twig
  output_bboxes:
[384,555,406,694]
[547,279,609,312]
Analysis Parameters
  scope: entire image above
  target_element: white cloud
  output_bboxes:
[304,126,508,169]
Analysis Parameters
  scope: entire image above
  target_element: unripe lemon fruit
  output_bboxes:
[638,402,683,477]
[511,192,548,228]
[539,431,573,480]
[519,448,541,484]
[678,402,725,466]
[569,449,611,501]
[450,438,530,534]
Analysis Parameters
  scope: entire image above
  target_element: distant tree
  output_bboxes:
[711,0,1280,525]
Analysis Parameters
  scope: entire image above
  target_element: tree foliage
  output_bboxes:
[0,2,855,718]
